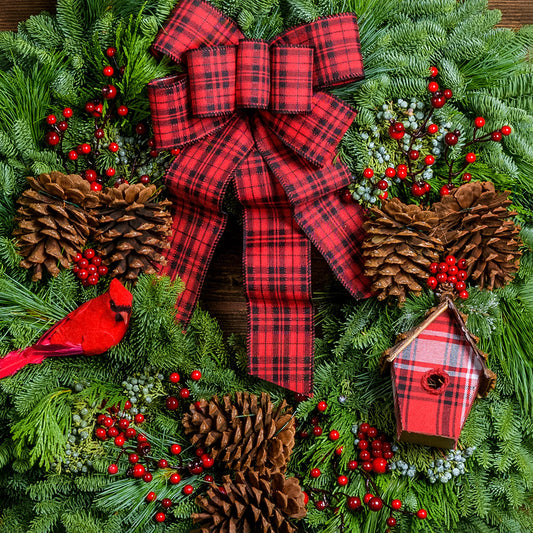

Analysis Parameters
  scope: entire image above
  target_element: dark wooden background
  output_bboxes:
[1,1,532,334]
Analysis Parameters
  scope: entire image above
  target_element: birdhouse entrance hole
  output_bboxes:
[427,374,445,389]
[421,368,449,395]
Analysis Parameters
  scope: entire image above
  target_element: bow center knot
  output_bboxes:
[186,40,314,117]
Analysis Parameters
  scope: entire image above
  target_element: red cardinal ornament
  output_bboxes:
[0,279,132,378]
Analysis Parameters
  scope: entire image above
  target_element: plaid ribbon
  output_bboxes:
[148,0,371,394]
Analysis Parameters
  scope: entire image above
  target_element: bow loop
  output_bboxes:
[236,40,270,109]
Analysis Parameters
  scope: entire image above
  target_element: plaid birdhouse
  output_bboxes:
[381,298,496,449]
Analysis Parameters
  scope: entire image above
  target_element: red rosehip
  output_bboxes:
[62,107,73,118]
[427,123,439,134]
[465,153,476,163]
[428,81,439,93]
[347,496,362,510]
[425,155,435,166]
[107,464,118,474]
[169,472,181,484]
[166,396,179,410]
[155,512,165,523]
[103,65,114,77]
[191,370,202,381]
[170,444,182,455]
[46,131,60,146]
[337,475,349,486]
[117,105,128,116]
[329,430,340,441]
[491,131,502,142]
[146,491,156,502]
[363,168,374,179]
[310,468,321,478]
[474,117,485,128]
[501,125,512,136]
[391,499,402,510]
[417,509,428,519]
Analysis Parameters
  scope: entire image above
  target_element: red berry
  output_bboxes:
[445,255,456,265]
[140,174,150,185]
[62,107,73,118]
[385,167,396,178]
[501,125,512,136]
[335,446,344,456]
[46,131,60,146]
[428,81,439,93]
[205,475,214,482]
[348,460,358,470]
[202,455,214,468]
[107,464,118,474]
[313,426,323,437]
[117,105,128,116]
[150,149,158,157]
[425,155,435,166]
[359,423,370,433]
[417,509,428,519]
[161,498,172,509]
[372,458,388,474]
[459,290,469,299]
[443,89,453,99]
[97,265,108,276]
[103,84,117,99]
[462,172,472,182]
[85,102,95,114]
[189,463,203,475]
[135,413,145,424]
[191,370,202,381]
[96,413,105,424]
[94,103,103,116]
[135,123,147,135]
[94,128,105,139]
[440,185,451,196]
[169,372,180,383]
[363,168,374,179]
[357,440,369,450]
[384,450,394,459]
[128,453,139,464]
[447,275,457,285]
[315,500,328,511]
[87,274,99,286]
[457,258,467,269]
[429,262,438,274]
[317,401,327,412]
[378,191,388,200]
[133,464,145,478]
[158,459,169,468]
[431,96,446,108]
[195,448,206,458]
[389,124,405,140]
[125,428,135,440]
[347,496,362,510]
[170,472,181,484]
[103,416,114,427]
[114,435,125,447]
[106,47,116,57]
[474,117,485,128]
[137,433,148,443]
[77,269,89,281]
[359,450,371,461]
[430,66,438,77]
[68,150,78,161]
[448,265,459,276]
[427,123,439,134]
[103,65,114,77]
[456,281,466,291]
[465,153,476,163]
[368,497,384,511]
[409,150,419,160]
[362,461,373,472]
[155,512,165,523]
[166,396,179,410]
[85,169,97,182]
[391,499,402,510]
[46,114,57,125]
[363,493,374,504]
[445,133,458,146]
[179,388,190,399]
[437,272,448,283]
[491,131,502,142]
[90,182,102,192]
[457,270,467,281]
[377,180,388,191]
[386,517,397,527]
[438,262,448,273]
[337,475,349,486]
[108,142,119,152]
[329,430,340,441]
[310,468,321,478]
[183,484,194,495]
[146,491,156,502]
[412,183,424,197]
[393,122,404,133]
[107,426,118,437]
[342,189,353,202]
[170,444,182,455]
[171,148,180,155]
[83,248,95,259]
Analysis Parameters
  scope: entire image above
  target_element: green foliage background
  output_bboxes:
[0,0,532,532]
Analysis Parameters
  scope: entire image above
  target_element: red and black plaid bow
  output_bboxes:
[148,0,372,394]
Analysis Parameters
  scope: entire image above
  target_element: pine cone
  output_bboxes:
[182,392,295,473]
[13,172,99,281]
[94,184,172,282]
[362,198,444,304]
[192,469,306,533]
[433,181,521,290]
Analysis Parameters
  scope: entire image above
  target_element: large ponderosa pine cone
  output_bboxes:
[13,172,99,281]
[432,181,521,290]
[182,392,295,473]
[362,198,444,304]
[192,469,306,533]
[94,183,172,282]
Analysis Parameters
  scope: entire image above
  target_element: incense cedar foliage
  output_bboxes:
[0,0,532,533]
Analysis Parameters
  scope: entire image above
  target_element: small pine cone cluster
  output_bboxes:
[182,392,295,474]
[192,469,306,533]
[433,181,521,290]
[13,172,99,280]
[93,184,172,282]
[362,198,444,304]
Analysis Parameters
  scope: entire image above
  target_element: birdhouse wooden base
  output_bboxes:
[382,299,496,448]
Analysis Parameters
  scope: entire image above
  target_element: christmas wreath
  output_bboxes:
[1,0,533,532]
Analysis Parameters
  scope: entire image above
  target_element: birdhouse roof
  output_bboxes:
[381,298,496,397]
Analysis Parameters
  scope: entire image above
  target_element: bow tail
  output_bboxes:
[235,150,314,394]
[160,117,254,324]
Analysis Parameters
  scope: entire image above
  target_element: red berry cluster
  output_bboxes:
[45,107,72,148]
[72,248,108,286]
[427,256,469,299]
[165,370,202,412]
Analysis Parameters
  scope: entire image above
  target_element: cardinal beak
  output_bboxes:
[116,309,130,324]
